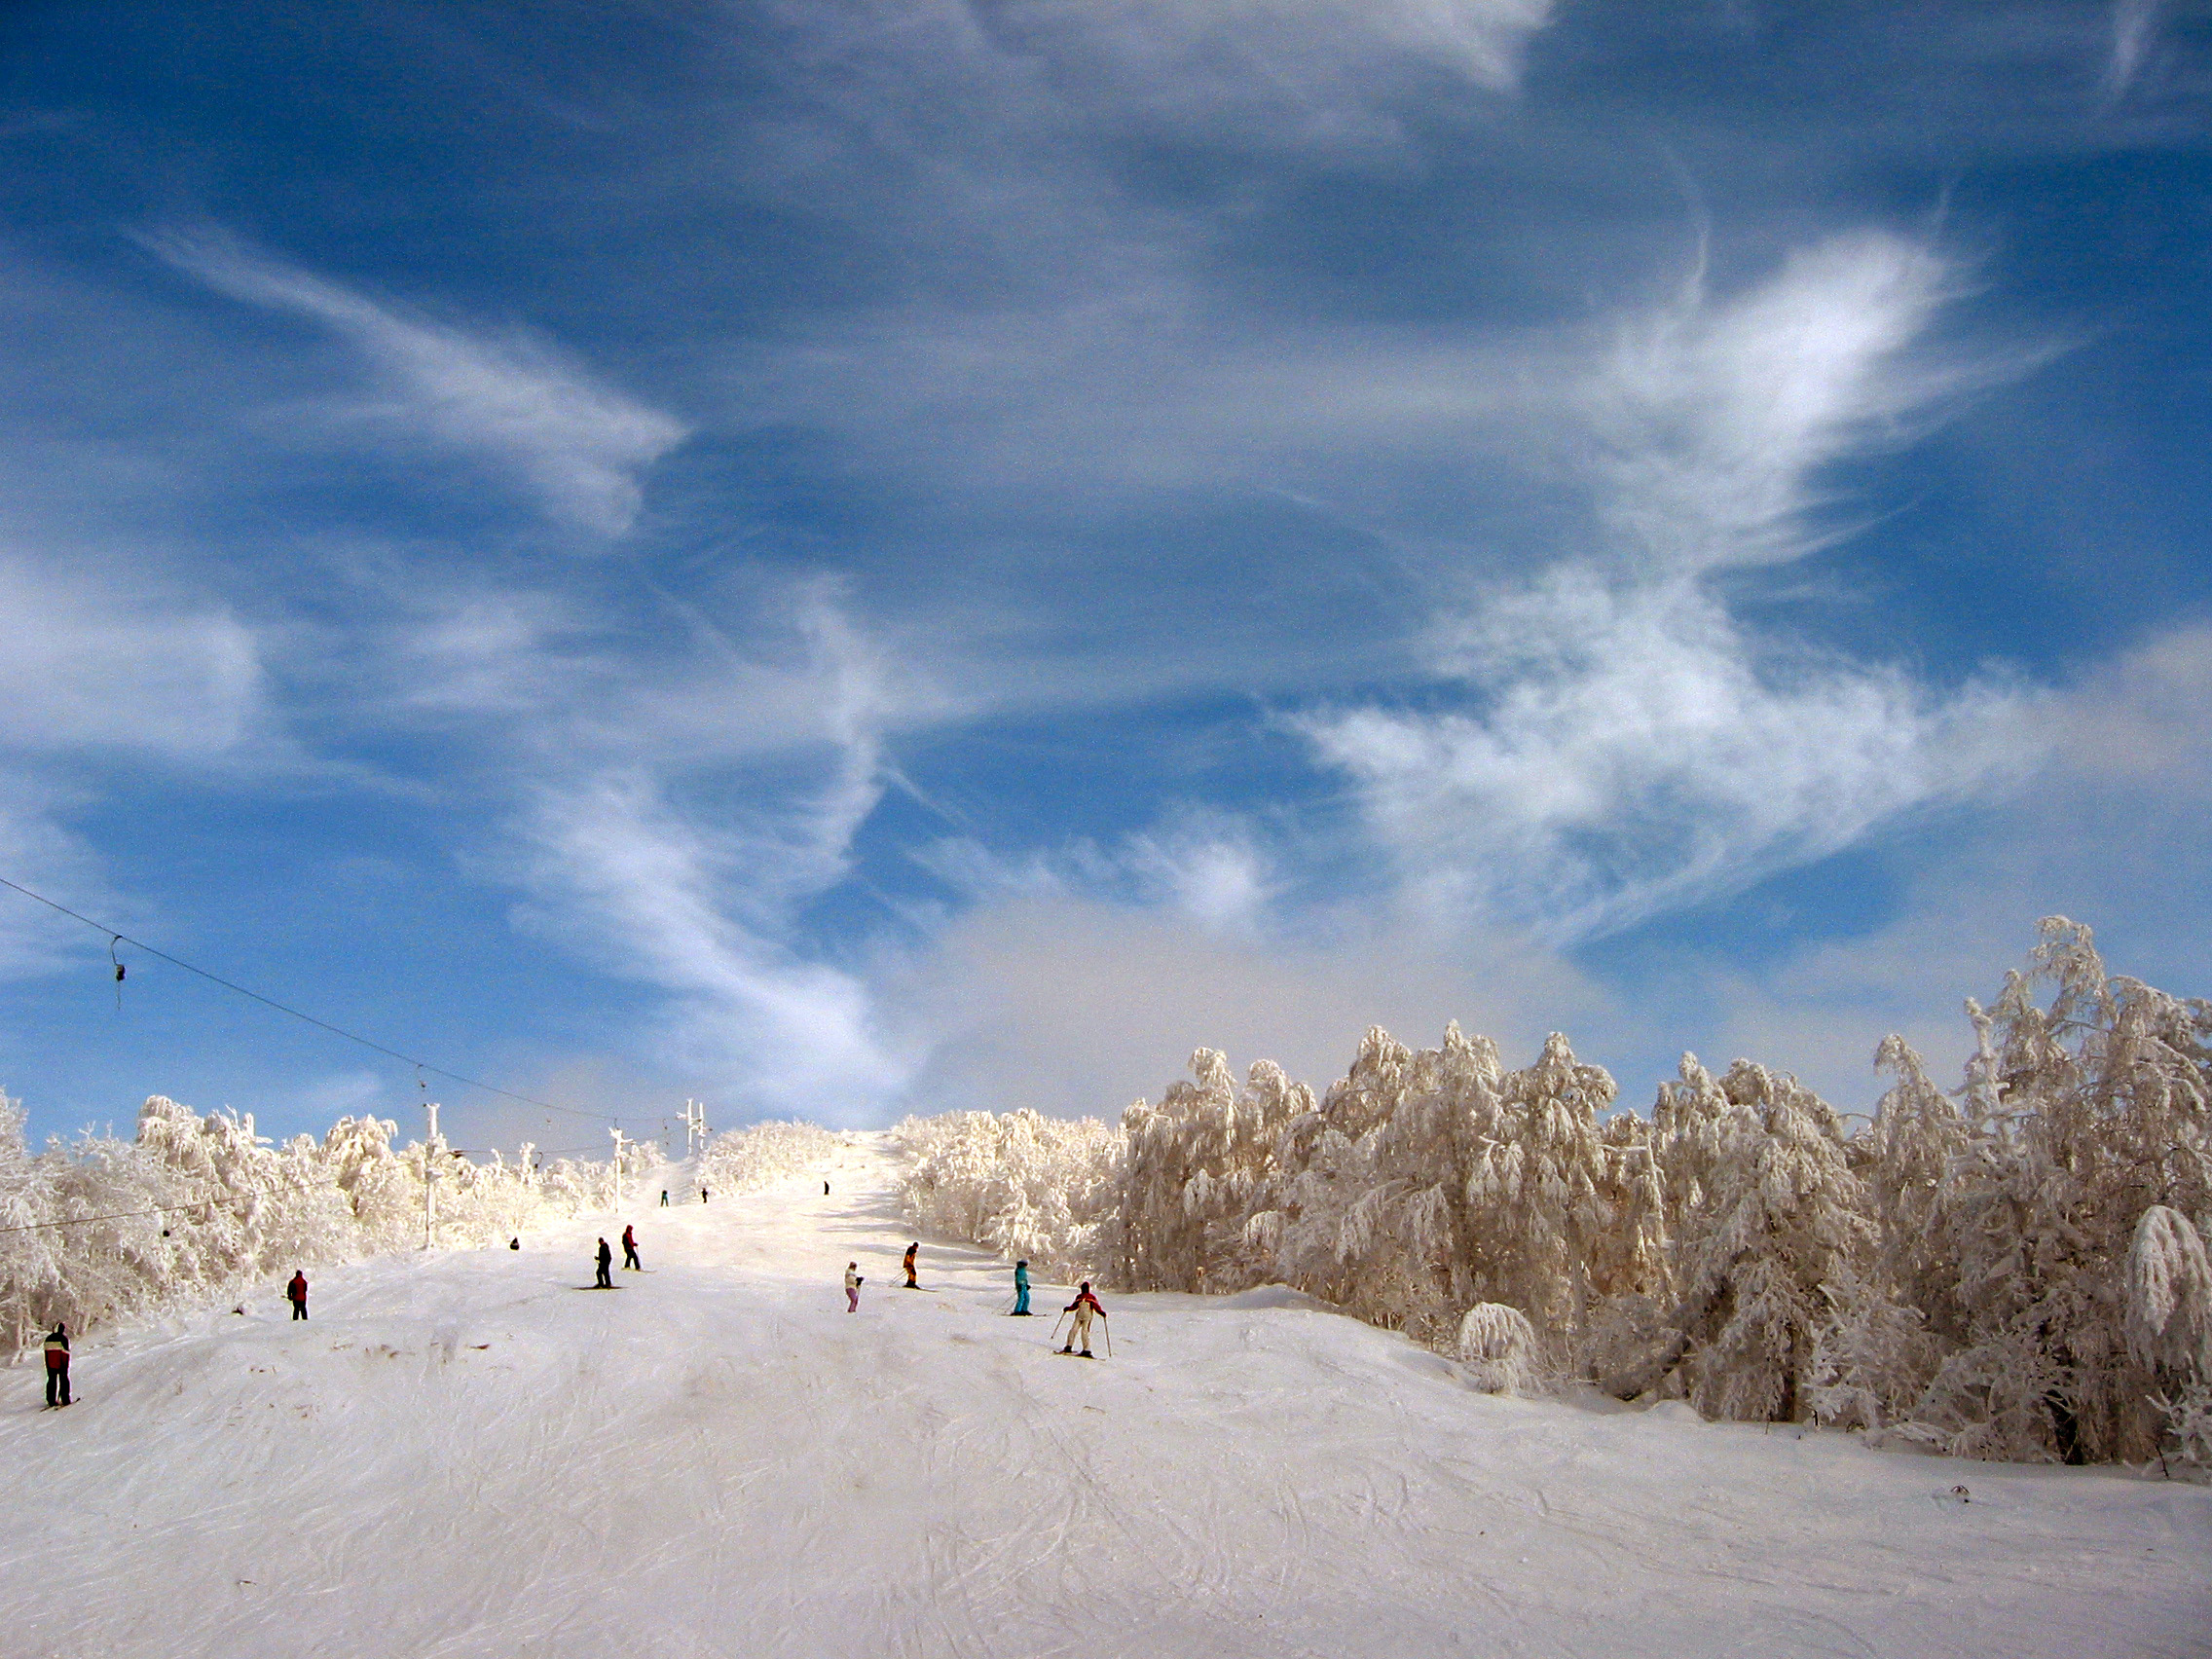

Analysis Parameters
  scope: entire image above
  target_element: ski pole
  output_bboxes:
[1049,1309,1069,1347]
[1101,1315,1112,1359]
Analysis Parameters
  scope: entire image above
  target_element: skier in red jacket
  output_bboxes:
[286,1271,309,1320]
[621,1225,641,1272]
[1060,1284,1105,1357]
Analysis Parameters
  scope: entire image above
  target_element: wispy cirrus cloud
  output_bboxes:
[0,556,260,757]
[0,556,266,978]
[2105,0,2164,95]
[514,768,904,1119]
[1299,231,2044,941]
[150,230,687,535]
[968,0,1556,140]
[367,576,928,1119]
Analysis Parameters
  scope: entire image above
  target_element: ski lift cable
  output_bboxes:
[0,1196,229,1235]
[0,874,613,1124]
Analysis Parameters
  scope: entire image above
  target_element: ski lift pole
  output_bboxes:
[423,1087,440,1249]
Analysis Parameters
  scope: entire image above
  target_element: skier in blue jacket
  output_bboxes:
[1012,1260,1032,1316]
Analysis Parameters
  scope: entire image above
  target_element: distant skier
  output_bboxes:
[903,1242,921,1288]
[41,1322,69,1408]
[700,1187,709,1204]
[844,1262,863,1312]
[1060,1283,1104,1357]
[509,1237,521,1251]
[622,1224,642,1272]
[660,1190,670,1207]
[1012,1260,1031,1316]
[286,1270,309,1320]
[595,1237,613,1289]
[824,1181,830,1196]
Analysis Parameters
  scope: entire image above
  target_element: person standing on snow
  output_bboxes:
[595,1237,613,1289]
[903,1242,920,1289]
[660,1189,670,1207]
[622,1224,642,1272]
[1060,1283,1104,1357]
[1012,1260,1032,1316]
[286,1270,309,1320]
[42,1323,70,1408]
[844,1262,863,1312]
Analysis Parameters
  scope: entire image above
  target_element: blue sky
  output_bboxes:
[1,0,2207,1151]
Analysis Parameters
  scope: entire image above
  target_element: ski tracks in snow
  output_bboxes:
[0,1134,2205,1658]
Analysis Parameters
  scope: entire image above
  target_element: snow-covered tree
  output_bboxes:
[1909,919,2212,1461]
[1617,1059,1872,1421]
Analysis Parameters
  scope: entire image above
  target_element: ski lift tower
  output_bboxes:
[682,1098,710,1161]
[423,1097,441,1249]
[608,1124,628,1212]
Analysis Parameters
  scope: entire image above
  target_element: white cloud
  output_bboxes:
[516,769,906,1121]
[0,556,260,757]
[1583,232,1967,573]
[153,231,687,535]
[0,778,113,980]
[386,580,932,1120]
[976,0,1556,139]
[2105,0,2163,95]
[914,810,1278,937]
[887,890,1599,1120]
[2051,619,2212,793]
[0,557,267,981]
[1301,233,2043,940]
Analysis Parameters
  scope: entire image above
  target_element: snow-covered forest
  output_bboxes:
[0,1095,633,1360]
[899,919,2212,1467]
[0,1098,842,1366]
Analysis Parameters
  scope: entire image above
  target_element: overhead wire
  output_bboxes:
[0,873,613,1124]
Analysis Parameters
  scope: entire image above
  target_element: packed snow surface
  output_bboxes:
[2,1136,2204,1658]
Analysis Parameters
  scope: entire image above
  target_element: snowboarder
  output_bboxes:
[42,1323,69,1408]
[1060,1283,1104,1357]
[622,1224,642,1272]
[844,1262,863,1312]
[903,1242,920,1289]
[595,1237,613,1289]
[509,1237,521,1250]
[286,1270,309,1320]
[1012,1260,1031,1315]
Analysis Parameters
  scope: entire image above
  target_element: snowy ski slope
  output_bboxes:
[1,1134,2205,1658]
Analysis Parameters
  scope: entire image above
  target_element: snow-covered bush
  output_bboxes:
[1456,1302,1538,1394]
[698,1120,846,1197]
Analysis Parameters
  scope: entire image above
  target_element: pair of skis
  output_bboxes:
[1047,1308,1111,1358]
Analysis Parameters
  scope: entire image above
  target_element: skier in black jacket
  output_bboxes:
[42,1324,69,1408]
[594,1237,613,1288]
